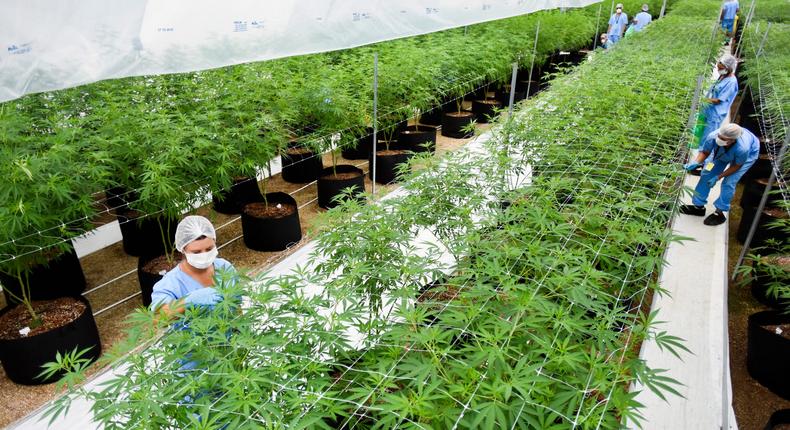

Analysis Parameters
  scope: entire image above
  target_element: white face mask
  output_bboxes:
[718,68,729,76]
[715,137,731,147]
[616,8,622,13]
[185,247,218,269]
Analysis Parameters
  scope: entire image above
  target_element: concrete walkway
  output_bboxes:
[632,173,737,429]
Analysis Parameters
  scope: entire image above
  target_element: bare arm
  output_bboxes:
[693,150,711,164]
[717,163,742,179]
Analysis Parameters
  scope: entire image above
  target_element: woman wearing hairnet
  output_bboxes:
[150,215,235,315]
[681,123,760,226]
[700,54,739,143]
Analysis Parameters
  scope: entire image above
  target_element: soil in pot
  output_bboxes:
[241,193,302,252]
[747,310,790,400]
[281,145,323,184]
[441,111,476,139]
[0,247,86,305]
[342,127,374,160]
[751,255,790,309]
[740,177,781,209]
[117,211,178,257]
[471,99,502,124]
[0,296,101,385]
[398,126,436,153]
[317,165,365,209]
[369,150,413,184]
[138,252,182,307]
[212,176,263,214]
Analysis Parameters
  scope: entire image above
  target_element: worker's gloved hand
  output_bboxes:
[683,162,701,171]
[184,287,222,307]
[706,175,720,188]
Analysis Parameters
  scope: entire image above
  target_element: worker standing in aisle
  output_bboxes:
[607,3,629,45]
[634,4,652,31]
[700,54,739,143]
[151,215,236,316]
[681,124,759,226]
[624,17,640,38]
[720,0,740,37]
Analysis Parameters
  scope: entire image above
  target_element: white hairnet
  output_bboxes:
[642,4,649,11]
[719,54,738,72]
[616,3,623,9]
[719,123,744,140]
[175,215,216,252]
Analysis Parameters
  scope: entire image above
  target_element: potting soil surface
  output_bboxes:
[0,298,86,340]
[0,109,490,428]
[141,253,182,275]
[243,201,298,218]
[320,171,364,181]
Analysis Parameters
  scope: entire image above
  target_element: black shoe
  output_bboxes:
[680,204,706,216]
[704,211,727,226]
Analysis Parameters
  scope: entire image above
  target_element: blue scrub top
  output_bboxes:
[700,128,759,167]
[634,12,652,30]
[608,12,629,36]
[722,1,739,20]
[150,257,235,308]
[704,76,738,124]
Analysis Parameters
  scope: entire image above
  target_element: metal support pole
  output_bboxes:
[507,63,518,117]
[733,133,790,278]
[525,21,540,102]
[593,3,603,50]
[371,53,378,197]
[686,75,705,151]
[756,22,772,57]
[464,26,468,36]
[659,0,668,19]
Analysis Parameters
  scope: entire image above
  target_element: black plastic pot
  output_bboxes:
[764,409,790,429]
[419,107,444,126]
[398,126,436,153]
[281,148,323,184]
[241,192,302,252]
[751,256,790,309]
[369,150,413,184]
[0,247,86,305]
[105,186,139,214]
[317,165,365,209]
[737,206,789,249]
[212,177,263,214]
[747,310,790,400]
[341,128,374,160]
[740,178,781,209]
[441,111,475,139]
[117,212,178,257]
[495,87,527,106]
[0,296,101,385]
[471,99,502,123]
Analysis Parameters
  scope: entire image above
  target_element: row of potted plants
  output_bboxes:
[43,9,718,428]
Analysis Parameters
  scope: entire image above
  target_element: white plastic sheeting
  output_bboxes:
[0,0,600,102]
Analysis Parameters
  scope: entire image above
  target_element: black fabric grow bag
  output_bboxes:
[317,165,365,209]
[241,192,302,252]
[747,310,790,400]
[398,126,436,153]
[342,127,374,160]
[764,409,790,429]
[369,150,413,184]
[117,212,178,257]
[441,112,475,139]
[740,177,781,209]
[751,256,790,309]
[737,206,789,250]
[0,247,86,305]
[0,296,101,385]
[104,186,139,214]
[471,99,502,123]
[281,149,323,184]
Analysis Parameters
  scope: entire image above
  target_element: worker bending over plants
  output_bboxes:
[681,123,759,226]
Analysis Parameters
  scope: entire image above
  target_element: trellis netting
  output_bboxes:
[0,0,600,103]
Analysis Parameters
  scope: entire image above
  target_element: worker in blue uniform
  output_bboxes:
[700,54,739,144]
[607,3,629,44]
[150,215,235,315]
[681,123,760,226]
[720,0,740,36]
[634,4,652,31]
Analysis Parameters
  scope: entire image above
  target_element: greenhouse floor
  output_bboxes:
[1,114,490,428]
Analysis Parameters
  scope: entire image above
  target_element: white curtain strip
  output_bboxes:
[0,0,600,103]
